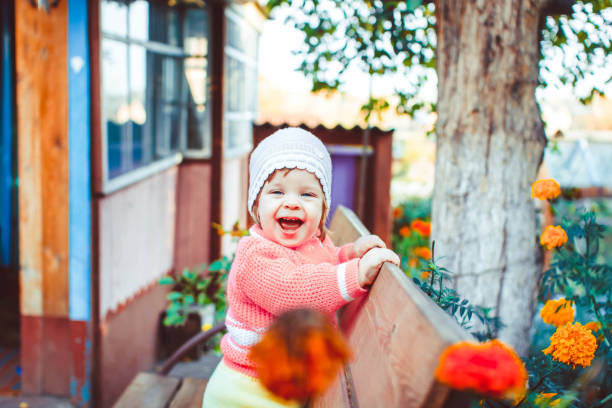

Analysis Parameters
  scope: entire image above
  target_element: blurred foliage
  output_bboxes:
[391,197,502,339]
[265,0,612,120]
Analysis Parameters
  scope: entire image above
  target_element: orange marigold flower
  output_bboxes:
[420,270,431,280]
[540,298,574,327]
[535,393,561,407]
[410,219,431,237]
[543,322,598,369]
[531,179,561,200]
[392,206,403,219]
[540,225,568,250]
[435,340,527,400]
[414,246,432,259]
[408,257,418,268]
[583,321,601,333]
[249,309,351,401]
[399,226,411,237]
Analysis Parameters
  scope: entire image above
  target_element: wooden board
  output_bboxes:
[169,377,208,408]
[313,205,474,408]
[16,0,70,318]
[113,372,180,408]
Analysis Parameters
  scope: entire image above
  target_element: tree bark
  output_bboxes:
[433,0,548,355]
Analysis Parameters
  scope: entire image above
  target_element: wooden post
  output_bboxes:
[16,0,70,395]
[209,1,225,261]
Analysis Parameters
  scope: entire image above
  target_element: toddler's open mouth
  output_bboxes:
[277,217,304,231]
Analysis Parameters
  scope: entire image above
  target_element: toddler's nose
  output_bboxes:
[283,193,300,209]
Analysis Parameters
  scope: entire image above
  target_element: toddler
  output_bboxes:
[202,127,399,407]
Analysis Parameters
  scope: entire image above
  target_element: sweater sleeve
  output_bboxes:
[322,235,355,263]
[336,243,356,263]
[237,242,365,316]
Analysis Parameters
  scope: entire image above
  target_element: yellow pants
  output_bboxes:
[202,360,301,408]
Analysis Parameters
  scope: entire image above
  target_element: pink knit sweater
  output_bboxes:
[220,225,366,377]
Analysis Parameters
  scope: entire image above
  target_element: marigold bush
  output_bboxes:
[540,298,575,327]
[435,340,527,401]
[540,225,568,250]
[249,309,351,401]
[531,178,561,200]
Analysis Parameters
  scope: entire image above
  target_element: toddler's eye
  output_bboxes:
[302,192,316,198]
[270,190,283,195]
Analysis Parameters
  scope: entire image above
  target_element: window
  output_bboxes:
[224,7,259,157]
[100,0,211,187]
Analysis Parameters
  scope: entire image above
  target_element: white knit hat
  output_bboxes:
[248,127,332,217]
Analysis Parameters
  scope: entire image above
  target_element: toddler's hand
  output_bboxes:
[358,248,400,288]
[352,235,386,258]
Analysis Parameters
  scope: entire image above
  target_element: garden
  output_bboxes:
[392,179,611,407]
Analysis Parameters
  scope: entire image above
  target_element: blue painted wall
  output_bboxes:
[68,0,91,322]
[1,0,15,267]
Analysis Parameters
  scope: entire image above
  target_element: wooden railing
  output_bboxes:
[312,205,474,408]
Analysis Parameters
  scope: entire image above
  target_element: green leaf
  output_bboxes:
[167,292,183,301]
[158,276,175,286]
[163,314,186,326]
[184,295,195,306]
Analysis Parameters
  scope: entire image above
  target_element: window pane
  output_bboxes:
[101,0,127,37]
[149,3,179,47]
[101,39,129,178]
[153,54,184,157]
[225,55,244,112]
[130,45,149,167]
[184,8,210,153]
[226,13,258,60]
[246,66,258,113]
[225,119,250,152]
[129,0,149,41]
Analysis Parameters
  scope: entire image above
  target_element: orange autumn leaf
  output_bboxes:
[410,219,431,237]
[414,246,432,259]
[249,309,351,401]
[435,340,527,401]
[540,225,568,250]
[540,298,574,327]
[399,226,411,237]
[543,322,598,369]
[531,179,561,200]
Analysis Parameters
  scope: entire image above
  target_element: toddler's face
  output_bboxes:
[256,169,324,248]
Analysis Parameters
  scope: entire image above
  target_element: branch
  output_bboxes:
[542,0,575,17]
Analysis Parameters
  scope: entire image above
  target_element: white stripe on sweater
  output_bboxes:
[226,324,262,347]
[336,263,354,302]
[227,335,249,353]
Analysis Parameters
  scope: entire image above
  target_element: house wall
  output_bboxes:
[95,166,177,407]
[174,160,213,273]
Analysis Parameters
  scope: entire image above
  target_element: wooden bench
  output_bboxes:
[114,206,473,407]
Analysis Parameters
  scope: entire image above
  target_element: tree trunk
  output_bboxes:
[433,0,548,355]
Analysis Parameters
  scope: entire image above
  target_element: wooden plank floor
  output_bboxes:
[113,373,207,408]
